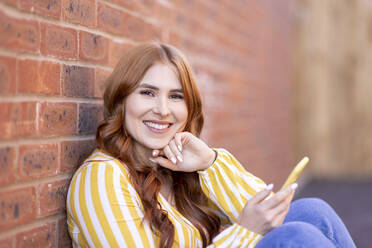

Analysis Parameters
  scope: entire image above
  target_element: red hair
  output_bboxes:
[96,42,220,247]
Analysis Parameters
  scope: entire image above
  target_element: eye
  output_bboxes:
[139,90,155,97]
[169,93,184,100]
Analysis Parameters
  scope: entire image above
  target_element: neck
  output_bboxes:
[133,142,174,198]
[133,142,155,168]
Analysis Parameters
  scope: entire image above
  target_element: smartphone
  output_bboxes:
[281,157,309,190]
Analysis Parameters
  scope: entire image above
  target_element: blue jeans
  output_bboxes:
[255,198,356,248]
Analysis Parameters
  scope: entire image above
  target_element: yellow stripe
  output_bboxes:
[78,168,101,246]
[214,160,243,210]
[109,158,159,247]
[90,165,119,246]
[213,224,239,246]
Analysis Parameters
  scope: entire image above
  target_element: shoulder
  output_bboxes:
[72,149,131,182]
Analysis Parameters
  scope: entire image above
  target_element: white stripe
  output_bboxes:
[209,164,239,220]
[73,173,95,247]
[85,167,110,247]
[159,195,185,247]
[95,165,128,247]
[110,166,144,247]
[248,234,261,248]
[218,225,241,248]
[241,238,249,247]
[108,160,156,247]
[237,183,253,201]
[198,172,220,213]
[217,151,263,192]
[212,224,236,243]
[71,224,79,246]
[214,160,245,207]
[232,227,247,247]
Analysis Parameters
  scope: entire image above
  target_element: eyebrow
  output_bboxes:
[138,83,183,93]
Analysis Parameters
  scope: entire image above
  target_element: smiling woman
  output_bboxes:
[66,42,356,248]
[124,63,188,150]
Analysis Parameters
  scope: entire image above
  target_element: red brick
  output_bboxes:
[97,2,126,36]
[62,0,96,27]
[18,144,58,181]
[0,236,13,248]
[58,217,71,248]
[60,139,96,172]
[78,103,103,135]
[79,31,109,64]
[17,59,60,95]
[95,68,111,98]
[124,13,161,41]
[0,147,16,187]
[0,0,17,6]
[19,0,62,19]
[98,3,160,41]
[108,40,133,67]
[39,179,70,217]
[39,102,77,136]
[0,187,37,231]
[0,56,16,95]
[0,102,37,139]
[41,23,78,59]
[62,65,94,97]
[106,0,138,12]
[0,10,40,53]
[107,0,155,16]
[15,222,56,248]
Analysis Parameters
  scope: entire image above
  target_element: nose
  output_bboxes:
[153,97,170,117]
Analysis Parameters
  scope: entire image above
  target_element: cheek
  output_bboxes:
[176,104,188,126]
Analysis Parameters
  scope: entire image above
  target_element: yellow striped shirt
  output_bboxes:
[67,148,267,247]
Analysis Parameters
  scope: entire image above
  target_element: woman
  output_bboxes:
[67,42,356,247]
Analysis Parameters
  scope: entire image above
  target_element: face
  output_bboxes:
[124,63,188,150]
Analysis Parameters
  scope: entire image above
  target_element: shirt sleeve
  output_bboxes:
[208,223,262,247]
[198,148,268,245]
[67,160,158,247]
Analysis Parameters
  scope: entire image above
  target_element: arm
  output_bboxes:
[198,148,268,222]
[67,161,157,247]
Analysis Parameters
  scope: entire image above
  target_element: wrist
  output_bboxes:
[204,148,217,170]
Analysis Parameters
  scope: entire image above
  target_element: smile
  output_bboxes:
[143,121,172,132]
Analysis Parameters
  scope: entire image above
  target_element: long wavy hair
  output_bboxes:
[96,42,221,247]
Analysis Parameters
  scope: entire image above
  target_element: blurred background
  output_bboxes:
[0,0,371,247]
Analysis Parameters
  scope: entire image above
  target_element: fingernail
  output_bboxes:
[266,184,274,190]
[177,155,183,162]
[291,183,298,190]
[171,157,177,164]
[149,158,156,163]
[152,150,157,157]
[178,145,182,152]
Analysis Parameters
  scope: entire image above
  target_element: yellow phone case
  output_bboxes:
[281,157,309,190]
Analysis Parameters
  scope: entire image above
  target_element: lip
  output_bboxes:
[143,120,173,134]
[143,119,173,125]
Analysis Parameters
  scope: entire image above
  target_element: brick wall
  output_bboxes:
[0,0,294,246]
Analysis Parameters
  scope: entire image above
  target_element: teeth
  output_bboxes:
[144,121,169,130]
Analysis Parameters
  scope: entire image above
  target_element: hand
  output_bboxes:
[237,183,297,235]
[149,132,216,172]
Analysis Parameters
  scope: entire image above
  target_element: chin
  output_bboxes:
[146,137,174,149]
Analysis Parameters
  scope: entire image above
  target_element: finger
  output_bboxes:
[261,183,297,210]
[268,192,293,217]
[150,157,178,171]
[174,133,183,152]
[163,145,177,164]
[169,139,183,162]
[152,150,160,158]
[250,184,274,205]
